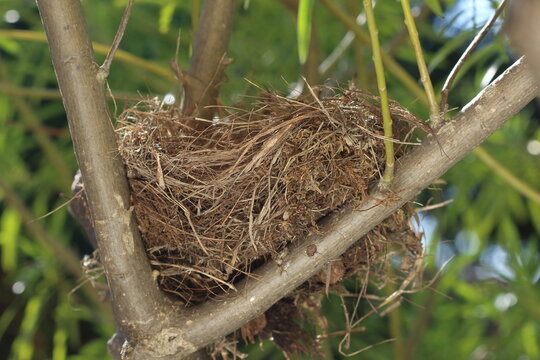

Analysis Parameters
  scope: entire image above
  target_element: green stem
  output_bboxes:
[363,0,394,184]
[400,0,439,122]
[474,146,540,204]
[320,0,427,104]
[387,4,431,57]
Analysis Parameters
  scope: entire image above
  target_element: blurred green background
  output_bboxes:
[0,0,539,359]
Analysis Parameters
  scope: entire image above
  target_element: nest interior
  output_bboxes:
[116,88,422,310]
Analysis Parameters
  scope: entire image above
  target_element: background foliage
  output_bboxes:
[0,0,539,359]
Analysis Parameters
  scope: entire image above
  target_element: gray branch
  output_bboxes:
[36,0,174,343]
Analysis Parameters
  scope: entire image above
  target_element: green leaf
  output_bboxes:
[0,37,21,55]
[498,216,521,255]
[0,209,21,272]
[424,0,444,17]
[528,200,540,235]
[12,296,43,360]
[159,2,176,34]
[52,328,67,360]
[521,322,540,359]
[297,0,315,65]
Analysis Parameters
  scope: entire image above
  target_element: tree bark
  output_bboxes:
[36,0,177,345]
[181,0,236,129]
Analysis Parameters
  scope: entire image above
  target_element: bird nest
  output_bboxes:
[116,87,423,310]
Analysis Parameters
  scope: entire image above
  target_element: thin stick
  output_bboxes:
[400,0,439,125]
[415,199,454,212]
[339,338,395,357]
[317,327,366,340]
[363,0,395,184]
[98,0,135,82]
[30,189,84,223]
[440,0,508,114]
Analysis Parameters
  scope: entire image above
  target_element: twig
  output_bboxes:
[440,0,508,114]
[98,0,135,82]
[363,0,395,184]
[317,29,355,76]
[317,327,366,340]
[11,95,72,192]
[404,282,438,360]
[386,265,405,360]
[30,188,84,223]
[400,0,439,125]
[415,199,454,212]
[0,178,83,282]
[339,338,395,357]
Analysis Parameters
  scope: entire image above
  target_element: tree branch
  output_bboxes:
[36,0,174,343]
[181,0,236,129]
[126,58,538,358]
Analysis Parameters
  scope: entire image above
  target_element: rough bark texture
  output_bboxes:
[36,0,176,345]
[181,0,236,129]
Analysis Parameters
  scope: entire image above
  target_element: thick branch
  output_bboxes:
[127,58,537,358]
[36,0,172,341]
[181,0,236,129]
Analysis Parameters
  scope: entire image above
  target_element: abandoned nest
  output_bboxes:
[116,87,423,308]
